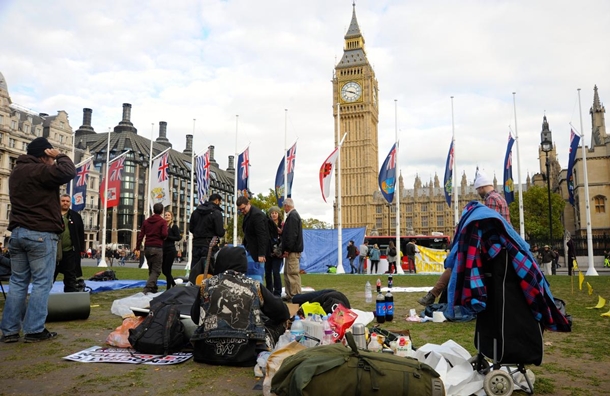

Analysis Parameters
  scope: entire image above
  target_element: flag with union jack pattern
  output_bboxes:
[150,151,171,210]
[378,143,397,204]
[100,156,125,208]
[195,150,210,204]
[237,147,250,198]
[274,142,297,207]
[67,160,91,212]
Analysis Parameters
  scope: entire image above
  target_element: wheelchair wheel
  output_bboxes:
[484,369,513,395]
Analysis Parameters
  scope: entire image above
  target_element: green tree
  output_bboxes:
[302,218,332,229]
[508,185,565,241]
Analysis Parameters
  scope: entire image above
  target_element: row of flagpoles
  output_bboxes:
[67,92,597,275]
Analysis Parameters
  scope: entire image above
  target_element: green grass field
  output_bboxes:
[2,266,609,395]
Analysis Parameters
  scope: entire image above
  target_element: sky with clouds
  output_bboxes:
[1,0,609,223]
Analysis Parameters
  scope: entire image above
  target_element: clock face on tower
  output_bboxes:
[341,81,362,102]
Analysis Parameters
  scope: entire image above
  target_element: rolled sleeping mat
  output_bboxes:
[46,292,91,322]
[181,317,198,339]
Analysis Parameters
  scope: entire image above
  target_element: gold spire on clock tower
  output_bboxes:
[332,3,379,232]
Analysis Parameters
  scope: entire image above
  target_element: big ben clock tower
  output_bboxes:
[333,4,379,232]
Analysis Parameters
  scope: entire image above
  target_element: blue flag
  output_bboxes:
[567,129,580,206]
[503,133,515,205]
[67,161,91,212]
[443,141,454,207]
[237,147,250,198]
[378,143,397,204]
[274,143,297,207]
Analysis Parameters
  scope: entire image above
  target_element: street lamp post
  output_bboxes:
[540,116,553,248]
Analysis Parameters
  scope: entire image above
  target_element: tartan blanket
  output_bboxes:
[446,201,571,332]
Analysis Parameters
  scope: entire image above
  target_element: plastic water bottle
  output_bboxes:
[322,315,333,345]
[365,281,372,303]
[290,316,305,343]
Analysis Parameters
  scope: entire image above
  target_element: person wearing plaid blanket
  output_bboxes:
[418,171,510,307]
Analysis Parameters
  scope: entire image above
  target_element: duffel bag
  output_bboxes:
[271,332,445,396]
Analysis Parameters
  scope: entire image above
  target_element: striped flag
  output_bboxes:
[195,150,210,204]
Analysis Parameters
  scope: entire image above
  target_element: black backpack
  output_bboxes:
[128,301,188,355]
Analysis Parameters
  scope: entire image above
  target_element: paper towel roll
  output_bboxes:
[432,311,446,323]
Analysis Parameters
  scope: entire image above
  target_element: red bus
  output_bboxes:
[364,235,451,273]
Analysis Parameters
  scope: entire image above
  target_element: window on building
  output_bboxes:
[59,135,64,144]
[437,216,444,227]
[60,121,65,130]
[9,157,16,170]
[422,216,429,227]
[24,125,30,133]
[421,203,428,212]
[11,120,16,130]
[436,203,445,211]
[406,204,413,213]
[6,203,10,220]
[594,195,606,213]
[36,127,42,137]
[406,217,413,228]
[0,115,3,125]
[376,206,382,214]
[9,138,15,148]
[376,218,383,230]
[21,142,27,151]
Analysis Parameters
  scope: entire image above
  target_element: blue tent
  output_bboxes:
[300,227,366,273]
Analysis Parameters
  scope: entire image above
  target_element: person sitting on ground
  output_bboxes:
[418,170,511,307]
[190,246,290,367]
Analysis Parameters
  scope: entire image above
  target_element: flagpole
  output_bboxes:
[70,122,76,198]
[451,96,458,225]
[394,100,401,275]
[336,102,343,273]
[513,93,525,238]
[147,123,155,217]
[578,88,598,276]
[99,127,111,267]
[233,115,239,244]
[186,119,196,276]
[284,109,288,206]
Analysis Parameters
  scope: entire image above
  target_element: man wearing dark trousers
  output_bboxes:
[1,137,76,343]
[237,196,269,267]
[188,193,225,284]
[54,194,85,292]
[135,203,168,294]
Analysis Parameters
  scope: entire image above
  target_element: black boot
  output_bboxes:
[417,292,436,307]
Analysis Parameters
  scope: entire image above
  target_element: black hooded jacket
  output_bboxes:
[189,201,225,247]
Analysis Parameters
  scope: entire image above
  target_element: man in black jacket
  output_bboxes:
[281,198,303,302]
[190,246,289,366]
[237,196,269,265]
[54,194,85,292]
[188,193,225,284]
[1,138,76,343]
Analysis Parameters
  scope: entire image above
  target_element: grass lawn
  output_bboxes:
[1,266,609,395]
